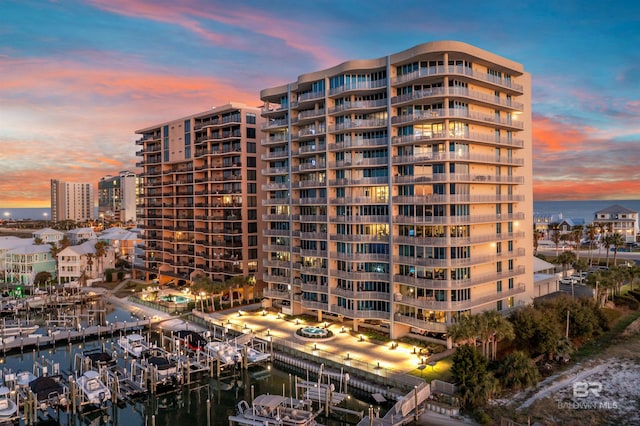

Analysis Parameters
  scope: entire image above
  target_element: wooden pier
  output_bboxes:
[1,318,154,356]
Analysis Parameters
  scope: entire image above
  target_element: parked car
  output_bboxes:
[559,277,577,285]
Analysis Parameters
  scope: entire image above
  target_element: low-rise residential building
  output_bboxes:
[593,204,639,244]
[66,228,97,245]
[57,240,115,285]
[1,236,37,283]
[100,227,141,264]
[4,243,56,285]
[32,228,65,244]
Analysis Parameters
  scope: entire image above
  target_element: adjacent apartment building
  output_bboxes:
[50,179,95,223]
[135,103,265,286]
[98,171,138,224]
[259,41,534,342]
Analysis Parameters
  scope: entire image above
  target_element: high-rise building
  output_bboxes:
[50,179,95,223]
[135,103,265,286]
[98,171,138,224]
[259,41,533,343]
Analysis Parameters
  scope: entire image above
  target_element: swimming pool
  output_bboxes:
[159,295,192,304]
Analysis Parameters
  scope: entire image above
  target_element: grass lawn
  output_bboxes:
[408,354,453,383]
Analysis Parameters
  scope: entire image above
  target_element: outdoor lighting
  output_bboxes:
[295,319,300,325]
[412,346,416,354]
[359,334,364,342]
[266,329,270,336]
[345,352,350,360]
[390,341,396,350]
[341,326,346,333]
[376,361,381,369]
[262,310,267,316]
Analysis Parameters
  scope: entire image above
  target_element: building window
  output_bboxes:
[247,157,256,167]
[497,280,502,292]
[247,142,256,153]
[497,300,503,311]
[248,223,257,233]
[247,183,256,194]
[246,127,256,139]
[248,209,257,220]
[246,113,256,124]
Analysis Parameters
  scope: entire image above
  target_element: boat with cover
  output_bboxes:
[147,355,182,389]
[0,386,18,419]
[117,333,151,358]
[83,348,117,369]
[175,329,207,351]
[77,370,111,406]
[28,376,67,409]
[230,394,317,426]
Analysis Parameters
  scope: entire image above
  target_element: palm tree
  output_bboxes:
[550,223,561,256]
[49,236,70,284]
[496,350,539,391]
[486,310,515,361]
[628,264,640,292]
[585,223,598,266]
[533,228,542,256]
[603,234,613,267]
[94,240,109,278]
[609,232,625,266]
[571,225,584,259]
[447,315,479,347]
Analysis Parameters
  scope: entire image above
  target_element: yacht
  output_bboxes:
[0,386,17,420]
[230,394,317,426]
[117,333,151,358]
[77,370,111,406]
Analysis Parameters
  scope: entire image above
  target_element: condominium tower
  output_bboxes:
[50,179,95,223]
[98,171,138,224]
[260,41,533,343]
[135,103,265,285]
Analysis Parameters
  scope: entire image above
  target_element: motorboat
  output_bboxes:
[205,341,241,365]
[117,333,151,358]
[28,376,67,409]
[175,329,207,351]
[15,370,37,387]
[147,355,182,389]
[76,370,111,406]
[0,386,17,420]
[0,323,39,338]
[83,348,117,369]
[230,394,317,426]
[246,346,271,364]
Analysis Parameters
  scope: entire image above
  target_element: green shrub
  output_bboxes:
[613,295,639,310]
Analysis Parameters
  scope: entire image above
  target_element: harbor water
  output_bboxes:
[0,305,388,426]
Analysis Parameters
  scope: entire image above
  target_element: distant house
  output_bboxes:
[65,227,97,245]
[99,227,141,263]
[32,227,64,244]
[57,240,115,285]
[4,243,56,285]
[0,236,37,283]
[593,204,639,244]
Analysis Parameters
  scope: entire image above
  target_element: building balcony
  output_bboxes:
[391,108,523,130]
[392,212,525,225]
[300,284,329,294]
[328,98,387,114]
[332,288,390,300]
[329,305,391,320]
[329,157,388,169]
[329,215,390,224]
[328,136,388,151]
[328,79,388,96]
[393,314,448,333]
[261,118,289,130]
[392,248,526,269]
[394,231,525,247]
[391,151,524,167]
[394,283,526,312]
[261,151,289,160]
[390,86,523,111]
[399,128,516,148]
[263,288,291,299]
[299,214,327,222]
[330,233,389,243]
[299,265,328,275]
[327,119,388,133]
[393,265,526,290]
[328,176,388,186]
[261,134,289,146]
[262,274,291,285]
[262,198,291,206]
[296,90,325,104]
[301,300,329,311]
[390,64,523,94]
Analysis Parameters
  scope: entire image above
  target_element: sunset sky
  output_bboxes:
[1,0,640,207]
